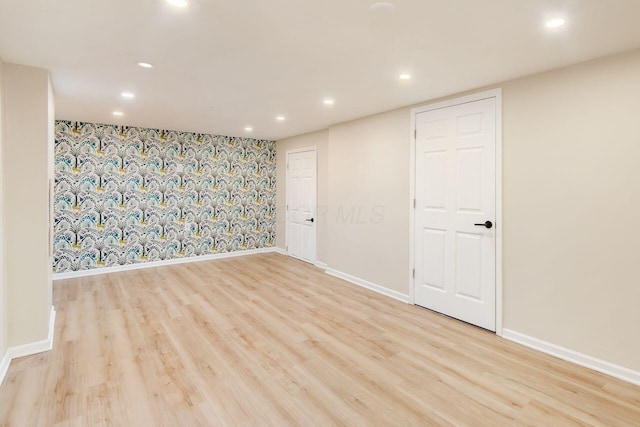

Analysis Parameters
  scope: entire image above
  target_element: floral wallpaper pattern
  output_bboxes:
[53,120,276,273]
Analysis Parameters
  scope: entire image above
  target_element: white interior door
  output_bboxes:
[286,148,317,263]
[414,97,497,331]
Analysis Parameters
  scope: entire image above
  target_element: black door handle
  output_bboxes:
[305,218,315,223]
[474,221,493,229]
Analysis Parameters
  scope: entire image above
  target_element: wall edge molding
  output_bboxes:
[502,329,640,387]
[53,247,279,280]
[0,306,56,386]
[325,268,410,304]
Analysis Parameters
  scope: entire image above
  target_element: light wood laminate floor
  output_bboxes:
[1,253,639,426]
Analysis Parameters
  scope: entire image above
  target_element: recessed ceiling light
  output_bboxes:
[137,62,154,69]
[121,92,135,99]
[276,116,286,121]
[244,127,253,132]
[167,0,188,7]
[546,18,566,28]
[369,1,396,12]
[113,111,123,116]
[323,99,335,106]
[399,73,412,80]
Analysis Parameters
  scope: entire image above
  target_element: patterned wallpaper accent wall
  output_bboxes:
[53,120,276,273]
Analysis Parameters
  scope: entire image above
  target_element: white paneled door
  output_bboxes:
[414,97,497,331]
[286,148,317,264]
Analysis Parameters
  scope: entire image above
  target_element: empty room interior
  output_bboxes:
[1,0,640,425]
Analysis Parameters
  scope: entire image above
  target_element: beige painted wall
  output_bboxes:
[0,57,6,359]
[276,48,640,373]
[326,110,410,294]
[3,64,53,347]
[500,49,640,371]
[276,129,329,263]
[47,75,54,310]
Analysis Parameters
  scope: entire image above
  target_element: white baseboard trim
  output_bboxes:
[272,247,287,256]
[48,306,56,347]
[0,306,56,386]
[325,268,410,304]
[53,247,280,280]
[502,329,640,387]
[0,350,10,389]
[314,261,328,270]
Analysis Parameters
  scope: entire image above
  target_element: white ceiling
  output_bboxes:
[1,0,640,141]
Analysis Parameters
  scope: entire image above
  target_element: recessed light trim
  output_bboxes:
[546,18,566,28]
[167,0,188,7]
[276,116,286,121]
[369,1,396,12]
[121,92,135,99]
[137,62,154,69]
[112,111,124,116]
[399,73,412,80]
[323,99,335,106]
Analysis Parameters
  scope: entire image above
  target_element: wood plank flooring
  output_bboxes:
[0,253,639,426]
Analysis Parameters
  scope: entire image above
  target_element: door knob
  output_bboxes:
[474,220,493,229]
[305,218,315,223]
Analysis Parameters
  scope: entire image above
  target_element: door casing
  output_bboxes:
[409,89,503,336]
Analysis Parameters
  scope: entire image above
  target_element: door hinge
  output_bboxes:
[413,198,416,208]
[286,204,289,211]
[412,268,415,279]
[414,129,417,139]
[286,246,288,252]
[287,163,289,170]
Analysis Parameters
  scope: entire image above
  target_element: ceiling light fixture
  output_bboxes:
[369,1,396,12]
[137,62,154,68]
[244,127,253,132]
[546,18,566,28]
[276,116,286,121]
[121,92,135,99]
[113,111,124,116]
[323,99,335,106]
[399,73,412,80]
[167,0,188,7]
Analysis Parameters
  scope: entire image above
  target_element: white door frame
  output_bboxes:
[285,146,317,264]
[409,88,503,336]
